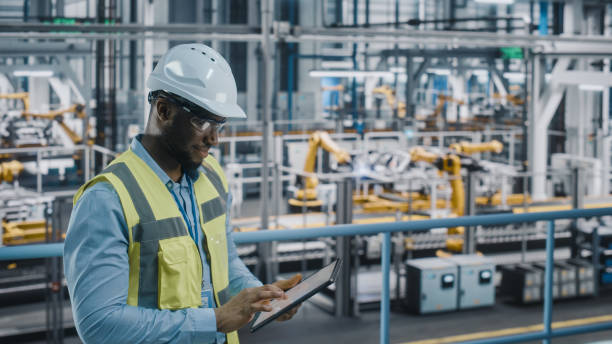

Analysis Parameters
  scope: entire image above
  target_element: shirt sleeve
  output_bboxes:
[225,191,263,297]
[64,182,218,344]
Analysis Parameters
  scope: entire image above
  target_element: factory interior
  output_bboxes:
[1,0,612,343]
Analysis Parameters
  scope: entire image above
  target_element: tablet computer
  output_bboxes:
[249,258,342,333]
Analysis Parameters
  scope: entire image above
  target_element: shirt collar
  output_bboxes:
[130,134,201,187]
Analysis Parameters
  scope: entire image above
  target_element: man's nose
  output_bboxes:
[205,129,219,146]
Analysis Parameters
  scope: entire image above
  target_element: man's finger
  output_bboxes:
[274,273,302,290]
[276,306,299,321]
[253,290,284,302]
[250,302,274,313]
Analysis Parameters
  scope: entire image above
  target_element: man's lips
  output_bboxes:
[195,145,210,157]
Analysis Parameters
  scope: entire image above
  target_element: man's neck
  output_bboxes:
[140,134,183,182]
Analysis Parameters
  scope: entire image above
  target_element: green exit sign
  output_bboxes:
[500,47,524,60]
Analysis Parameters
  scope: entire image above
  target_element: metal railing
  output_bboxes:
[1,208,612,344]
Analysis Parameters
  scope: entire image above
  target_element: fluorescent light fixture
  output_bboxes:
[475,0,514,4]
[389,66,405,73]
[309,70,393,78]
[320,60,355,69]
[472,69,489,77]
[13,70,54,77]
[503,72,525,81]
[426,68,451,76]
[579,84,606,92]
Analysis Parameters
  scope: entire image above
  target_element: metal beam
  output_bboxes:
[551,70,612,87]
[0,42,90,56]
[2,23,612,54]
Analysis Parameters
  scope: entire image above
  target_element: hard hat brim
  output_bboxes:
[200,98,247,119]
[147,75,247,119]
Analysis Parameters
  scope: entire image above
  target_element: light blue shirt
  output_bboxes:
[64,135,262,344]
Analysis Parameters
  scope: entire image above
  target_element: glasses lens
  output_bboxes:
[190,116,226,134]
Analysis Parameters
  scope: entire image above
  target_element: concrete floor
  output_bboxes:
[4,288,612,344]
[239,293,612,344]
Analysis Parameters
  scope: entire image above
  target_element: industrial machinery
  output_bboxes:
[408,146,468,216]
[404,257,458,314]
[288,131,351,212]
[0,160,56,246]
[424,94,466,130]
[372,85,406,118]
[21,103,90,146]
[443,255,495,309]
[2,102,91,148]
[0,160,24,183]
[449,140,503,155]
[0,92,30,112]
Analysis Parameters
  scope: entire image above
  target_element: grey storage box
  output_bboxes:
[559,282,577,298]
[554,262,577,284]
[405,258,458,314]
[566,259,596,297]
[443,255,495,309]
[500,264,542,303]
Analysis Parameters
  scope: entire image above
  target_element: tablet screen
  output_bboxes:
[250,259,340,331]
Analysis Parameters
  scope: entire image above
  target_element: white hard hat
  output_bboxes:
[146,43,246,119]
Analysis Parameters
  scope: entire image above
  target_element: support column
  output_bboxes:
[335,177,356,317]
[143,0,154,125]
[257,0,274,283]
[463,172,477,254]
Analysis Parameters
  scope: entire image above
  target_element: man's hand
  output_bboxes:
[272,274,302,322]
[214,285,284,333]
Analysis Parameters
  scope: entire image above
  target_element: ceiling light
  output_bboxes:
[309,70,394,78]
[472,69,489,77]
[503,72,524,81]
[426,68,451,76]
[13,70,54,77]
[579,84,606,92]
[320,60,355,69]
[475,0,514,4]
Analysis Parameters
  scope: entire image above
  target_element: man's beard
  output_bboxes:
[162,123,201,172]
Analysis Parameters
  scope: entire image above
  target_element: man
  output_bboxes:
[64,43,300,343]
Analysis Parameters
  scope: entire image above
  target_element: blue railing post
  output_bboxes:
[543,220,555,344]
[381,232,391,344]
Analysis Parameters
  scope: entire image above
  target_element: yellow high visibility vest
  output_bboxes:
[74,149,239,344]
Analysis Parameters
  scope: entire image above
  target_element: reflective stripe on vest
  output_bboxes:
[74,150,239,344]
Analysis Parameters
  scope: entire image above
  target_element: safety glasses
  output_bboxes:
[150,91,227,134]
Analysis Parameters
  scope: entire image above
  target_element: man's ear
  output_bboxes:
[155,98,172,122]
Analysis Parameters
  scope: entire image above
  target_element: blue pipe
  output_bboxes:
[460,322,612,344]
[3,210,612,344]
[232,208,612,244]
[539,2,548,36]
[4,208,612,261]
[380,232,391,344]
[0,243,63,260]
[543,220,555,344]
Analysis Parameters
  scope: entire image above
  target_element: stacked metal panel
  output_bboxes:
[405,257,458,314]
[501,259,596,304]
[443,255,495,309]
[500,264,543,304]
